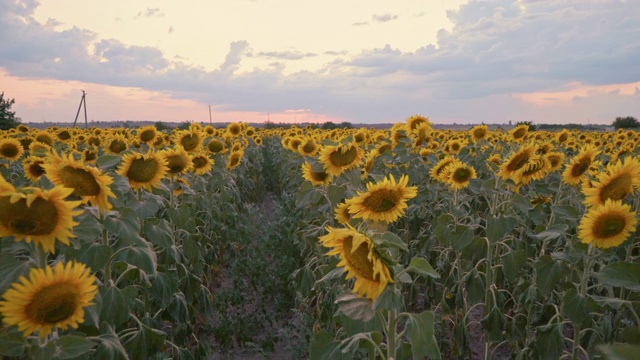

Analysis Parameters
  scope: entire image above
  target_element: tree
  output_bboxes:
[612,116,640,130]
[515,120,537,131]
[0,92,21,130]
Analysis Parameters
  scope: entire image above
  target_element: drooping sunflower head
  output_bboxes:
[226,149,244,170]
[346,174,418,223]
[318,143,365,176]
[0,261,97,338]
[137,125,159,144]
[226,122,243,137]
[0,182,82,253]
[301,161,332,186]
[22,156,46,183]
[42,152,116,212]
[319,226,393,302]
[563,145,601,185]
[430,155,457,182]
[206,138,227,154]
[160,145,193,175]
[582,156,640,208]
[334,202,352,225]
[519,157,551,185]
[55,128,73,143]
[578,199,637,249]
[0,138,25,161]
[497,145,537,182]
[190,152,214,175]
[116,151,168,191]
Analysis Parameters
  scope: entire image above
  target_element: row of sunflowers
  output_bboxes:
[0,116,639,359]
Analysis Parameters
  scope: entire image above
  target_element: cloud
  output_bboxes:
[168,25,174,34]
[136,7,164,18]
[352,21,369,26]
[372,13,398,23]
[0,0,638,123]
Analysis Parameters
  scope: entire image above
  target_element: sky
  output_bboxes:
[1,0,639,125]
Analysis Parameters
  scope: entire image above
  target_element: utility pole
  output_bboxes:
[73,90,88,128]
[208,104,212,124]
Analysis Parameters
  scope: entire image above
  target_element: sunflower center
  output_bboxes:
[451,143,461,151]
[599,174,632,202]
[208,140,224,153]
[343,236,376,281]
[571,158,591,177]
[362,189,400,213]
[192,157,208,169]
[57,131,71,140]
[473,129,486,139]
[228,154,241,167]
[0,197,59,235]
[312,171,329,182]
[29,162,46,177]
[593,214,627,238]
[109,140,127,154]
[302,142,316,154]
[180,134,199,151]
[59,167,101,196]
[378,144,392,154]
[166,155,188,173]
[453,168,471,183]
[140,130,156,142]
[26,282,79,325]
[127,157,159,183]
[1,144,19,158]
[506,152,530,172]
[548,155,561,168]
[329,147,357,167]
[513,128,526,139]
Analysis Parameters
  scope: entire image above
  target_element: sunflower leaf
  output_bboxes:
[374,232,408,252]
[598,344,640,360]
[95,155,121,170]
[0,253,31,295]
[406,257,440,279]
[335,292,375,322]
[535,255,569,297]
[309,330,347,360]
[56,335,96,359]
[486,215,517,244]
[596,262,640,292]
[403,311,441,360]
[533,224,569,242]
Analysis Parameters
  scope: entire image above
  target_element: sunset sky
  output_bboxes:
[1,0,639,125]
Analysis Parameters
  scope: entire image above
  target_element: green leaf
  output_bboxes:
[597,262,640,292]
[405,257,440,279]
[533,224,569,242]
[502,250,526,283]
[340,332,383,357]
[70,243,112,274]
[0,253,31,295]
[335,292,375,322]
[130,193,163,219]
[96,154,121,170]
[143,219,174,248]
[480,306,506,342]
[326,185,346,209]
[598,344,640,360]
[373,232,408,251]
[511,193,532,213]
[404,311,441,360]
[309,330,349,360]
[104,208,141,244]
[551,205,582,220]
[536,323,564,359]
[562,288,591,324]
[0,329,26,356]
[317,267,346,284]
[535,255,569,297]
[434,213,455,245]
[486,215,517,244]
[464,269,485,305]
[374,287,403,310]
[450,225,474,251]
[93,323,128,360]
[73,213,102,243]
[99,286,136,326]
[123,321,167,359]
[56,335,96,359]
[113,235,158,277]
[150,271,178,307]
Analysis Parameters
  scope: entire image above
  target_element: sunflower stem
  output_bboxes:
[573,244,593,359]
[100,212,112,286]
[386,309,397,360]
[35,245,47,268]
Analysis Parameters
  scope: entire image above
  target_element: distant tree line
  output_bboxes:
[0,92,21,130]
[612,116,639,130]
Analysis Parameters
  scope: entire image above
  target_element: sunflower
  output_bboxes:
[160,145,193,175]
[104,134,129,155]
[22,156,46,183]
[318,143,364,176]
[301,161,332,186]
[190,152,214,175]
[253,136,263,146]
[34,131,54,146]
[497,144,537,183]
[509,125,529,142]
[444,161,477,190]
[55,128,73,143]
[430,155,457,182]
[0,176,82,253]
[116,151,168,191]
[334,202,352,225]
[28,141,50,157]
[405,115,431,135]
[137,125,159,144]
[42,152,116,212]
[563,145,601,185]
[226,150,244,170]
[0,138,24,161]
[470,125,489,141]
[174,129,202,153]
[555,129,571,144]
[226,122,243,137]
[298,137,320,157]
[582,157,640,208]
[519,157,551,185]
[346,174,417,223]
[81,148,98,164]
[545,152,565,172]
[319,226,393,301]
[206,138,227,154]
[444,139,465,155]
[0,261,97,338]
[578,200,637,249]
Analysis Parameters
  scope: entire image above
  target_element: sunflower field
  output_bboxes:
[0,117,639,359]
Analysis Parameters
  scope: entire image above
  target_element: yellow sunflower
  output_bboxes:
[174,129,203,153]
[116,151,168,191]
[430,155,457,182]
[137,125,159,144]
[319,226,393,302]
[0,138,24,161]
[0,176,82,253]
[22,156,46,183]
[81,147,98,164]
[55,128,74,143]
[318,143,364,176]
[226,150,244,170]
[301,161,332,186]
[582,156,640,208]
[509,124,529,142]
[346,174,417,223]
[519,157,551,185]
[563,145,601,185]
[34,131,54,146]
[206,138,227,154]
[578,200,637,249]
[104,134,129,155]
[405,115,431,135]
[298,137,320,157]
[497,145,538,183]
[444,161,477,190]
[334,202,352,225]
[226,122,243,137]
[42,152,116,212]
[188,152,213,175]
[0,261,97,338]
[160,145,193,175]
[545,151,565,172]
[470,125,489,141]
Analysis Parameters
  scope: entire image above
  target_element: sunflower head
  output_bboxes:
[206,138,227,154]
[22,156,46,183]
[509,125,529,142]
[346,174,417,223]
[160,145,193,174]
[318,143,364,176]
[0,261,97,337]
[578,199,637,249]
[137,125,159,144]
[174,129,202,153]
[470,125,489,141]
[582,156,640,208]
[444,161,477,190]
[302,161,332,186]
[0,138,24,161]
[226,150,244,170]
[116,151,168,191]
[190,152,214,175]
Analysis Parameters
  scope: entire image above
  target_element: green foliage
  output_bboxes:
[515,120,536,131]
[0,92,21,130]
[612,116,640,129]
